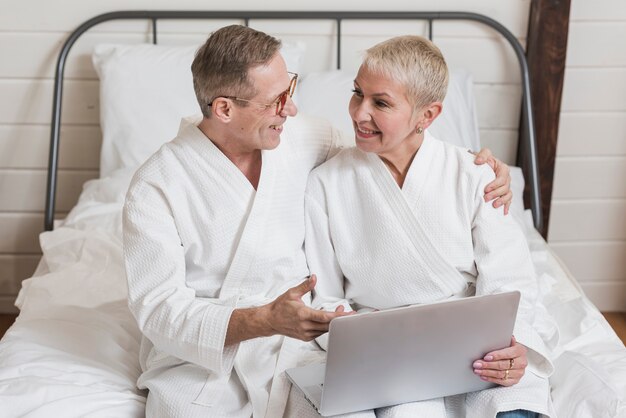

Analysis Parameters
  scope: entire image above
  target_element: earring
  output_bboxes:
[416,127,423,134]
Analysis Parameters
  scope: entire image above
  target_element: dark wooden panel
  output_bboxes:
[603,312,626,345]
[0,314,17,338]
[522,0,572,238]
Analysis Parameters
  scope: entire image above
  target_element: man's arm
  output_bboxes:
[471,148,513,214]
[124,180,240,374]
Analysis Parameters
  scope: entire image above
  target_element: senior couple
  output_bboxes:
[123,25,555,418]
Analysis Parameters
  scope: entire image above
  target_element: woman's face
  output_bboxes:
[349,66,420,157]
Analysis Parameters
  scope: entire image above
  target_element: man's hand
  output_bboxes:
[471,148,513,214]
[261,275,350,341]
[471,336,528,387]
[225,275,350,346]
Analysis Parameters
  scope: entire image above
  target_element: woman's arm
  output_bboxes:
[304,176,355,349]
[469,166,556,385]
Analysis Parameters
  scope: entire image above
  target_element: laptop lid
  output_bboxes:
[318,291,520,416]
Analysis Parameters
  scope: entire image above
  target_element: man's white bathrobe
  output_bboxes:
[123,114,346,418]
[304,132,558,418]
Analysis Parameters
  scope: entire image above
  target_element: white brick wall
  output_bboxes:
[548,0,626,310]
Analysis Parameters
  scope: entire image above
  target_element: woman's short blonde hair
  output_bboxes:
[362,35,449,110]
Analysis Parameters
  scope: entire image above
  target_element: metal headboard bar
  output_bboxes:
[336,19,342,69]
[151,18,157,44]
[45,10,542,232]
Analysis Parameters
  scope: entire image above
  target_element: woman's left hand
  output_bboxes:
[471,148,512,214]
[472,336,528,387]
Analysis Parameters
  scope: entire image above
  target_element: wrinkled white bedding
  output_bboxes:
[0,168,624,417]
[0,170,146,417]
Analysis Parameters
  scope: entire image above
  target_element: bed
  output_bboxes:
[1,10,625,417]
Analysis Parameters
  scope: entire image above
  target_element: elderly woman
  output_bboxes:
[301,36,556,418]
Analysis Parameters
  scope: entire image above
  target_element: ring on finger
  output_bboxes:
[503,369,509,380]
[509,358,514,369]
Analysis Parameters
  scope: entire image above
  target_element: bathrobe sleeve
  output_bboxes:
[304,173,354,350]
[325,128,355,161]
[470,166,554,378]
[123,178,238,375]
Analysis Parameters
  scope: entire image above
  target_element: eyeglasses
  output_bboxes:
[209,72,298,115]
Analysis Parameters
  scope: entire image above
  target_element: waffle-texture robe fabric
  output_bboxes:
[303,132,558,418]
[123,114,346,418]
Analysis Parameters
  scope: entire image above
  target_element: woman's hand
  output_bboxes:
[472,336,528,387]
[470,148,513,214]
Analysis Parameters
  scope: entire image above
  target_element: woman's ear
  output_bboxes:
[416,102,443,130]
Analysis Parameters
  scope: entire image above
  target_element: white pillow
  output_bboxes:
[295,70,355,137]
[429,69,481,152]
[297,69,481,151]
[93,42,306,178]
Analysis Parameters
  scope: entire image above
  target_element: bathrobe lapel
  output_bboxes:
[218,149,277,303]
[365,134,466,293]
[208,149,296,418]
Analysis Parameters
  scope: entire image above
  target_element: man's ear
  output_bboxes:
[416,101,443,130]
[211,98,233,122]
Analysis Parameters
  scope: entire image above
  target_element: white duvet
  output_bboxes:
[0,168,624,417]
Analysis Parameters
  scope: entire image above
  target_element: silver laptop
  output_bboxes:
[286,291,520,416]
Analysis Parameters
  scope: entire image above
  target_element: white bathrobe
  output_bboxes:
[303,132,558,418]
[123,114,347,418]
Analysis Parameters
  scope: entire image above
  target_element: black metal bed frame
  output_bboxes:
[45,10,542,232]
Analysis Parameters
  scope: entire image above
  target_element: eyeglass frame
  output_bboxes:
[208,72,298,115]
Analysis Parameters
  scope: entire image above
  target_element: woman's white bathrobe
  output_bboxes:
[123,114,347,418]
[303,133,558,418]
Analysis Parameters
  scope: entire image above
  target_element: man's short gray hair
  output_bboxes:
[191,25,282,118]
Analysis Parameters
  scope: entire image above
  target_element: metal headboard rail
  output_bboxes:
[45,10,542,232]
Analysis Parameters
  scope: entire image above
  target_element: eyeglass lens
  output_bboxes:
[275,75,298,114]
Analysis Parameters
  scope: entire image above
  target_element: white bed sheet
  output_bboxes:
[0,167,625,417]
[0,170,145,417]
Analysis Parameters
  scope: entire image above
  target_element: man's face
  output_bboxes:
[229,53,298,152]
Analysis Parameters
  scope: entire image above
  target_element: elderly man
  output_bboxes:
[123,25,512,418]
